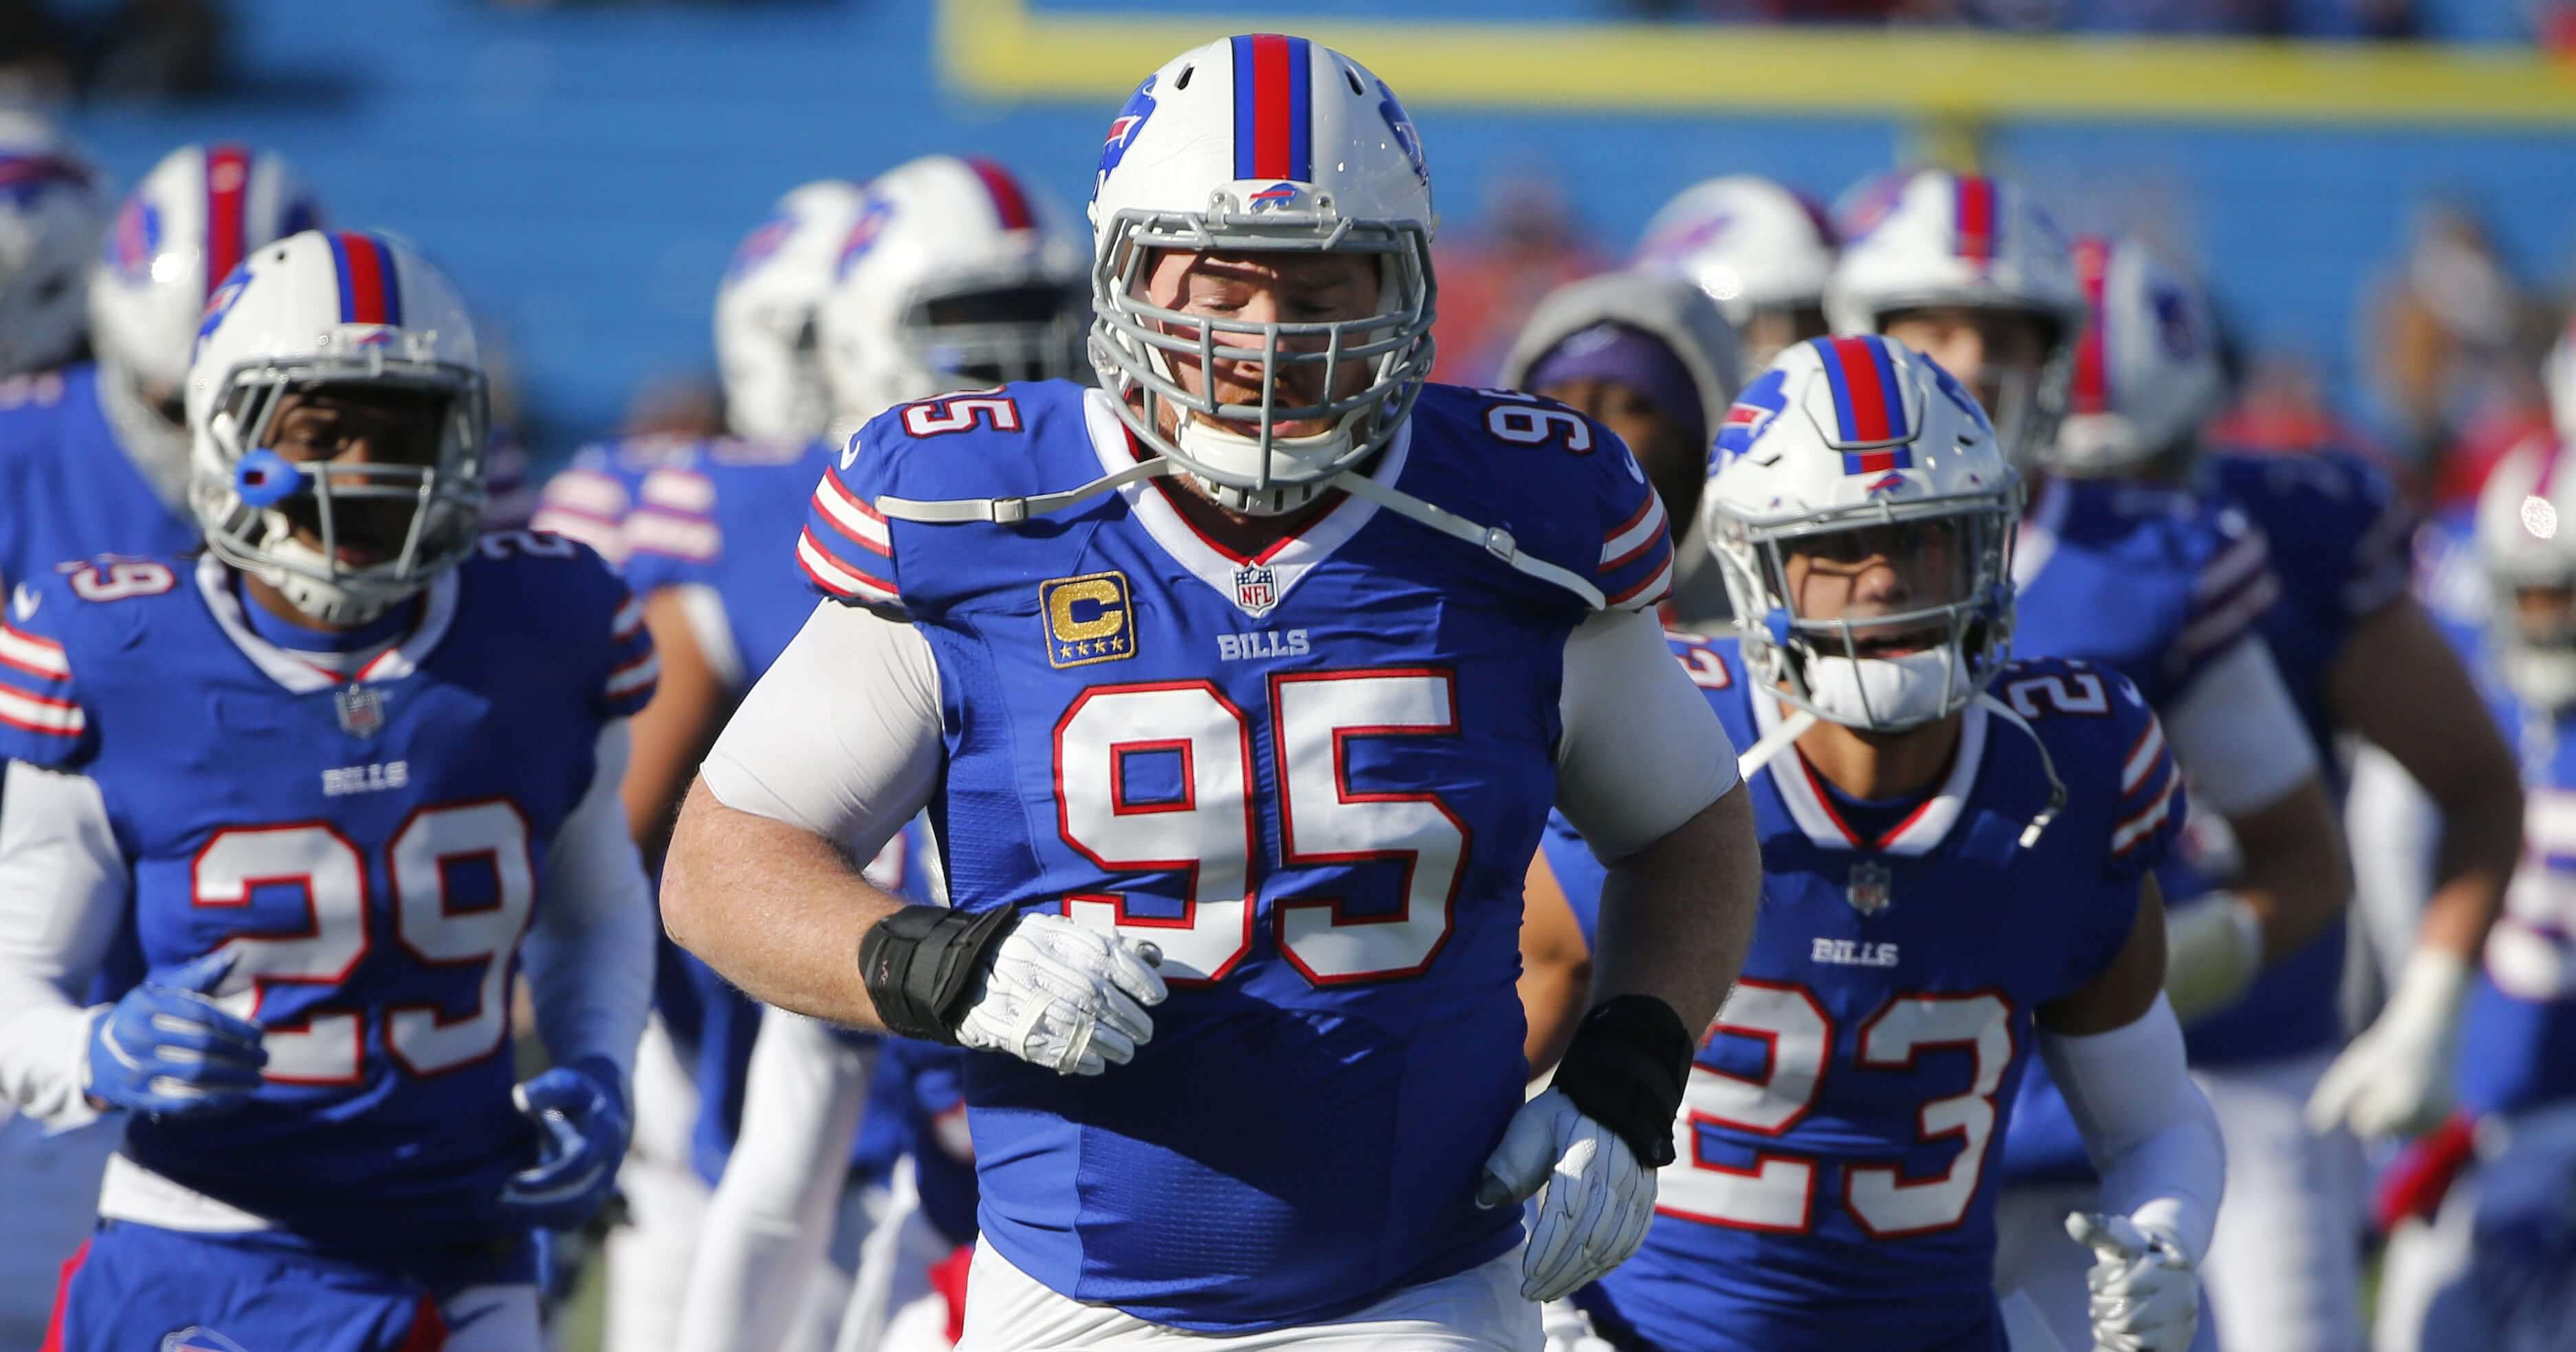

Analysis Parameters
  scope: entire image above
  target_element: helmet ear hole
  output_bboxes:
[1174,64,1193,90]
[1343,65,1365,95]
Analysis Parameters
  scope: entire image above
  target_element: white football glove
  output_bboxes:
[1477,1087,1655,1303]
[2307,948,2470,1140]
[2067,1212,2201,1352]
[951,914,1165,1076]
[1541,1298,1616,1352]
[2163,892,2263,1023]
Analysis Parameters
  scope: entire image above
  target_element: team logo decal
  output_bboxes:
[1376,81,1427,186]
[1098,74,1158,180]
[1847,861,1893,917]
[1716,368,1790,466]
[835,195,896,279]
[1232,564,1279,617]
[105,197,162,282]
[1041,570,1136,669]
[197,269,251,351]
[1247,183,1301,213]
[726,209,797,282]
[335,685,387,739]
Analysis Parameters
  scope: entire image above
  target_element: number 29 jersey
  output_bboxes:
[1572,637,2181,1352]
[0,538,655,1254]
[798,379,1677,1332]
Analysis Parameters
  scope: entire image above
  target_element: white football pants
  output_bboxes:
[604,1018,710,1352]
[958,1240,1539,1351]
[2194,1051,2364,1352]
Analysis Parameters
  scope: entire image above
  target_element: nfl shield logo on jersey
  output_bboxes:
[1233,564,1280,617]
[1847,861,1893,916]
[335,685,386,739]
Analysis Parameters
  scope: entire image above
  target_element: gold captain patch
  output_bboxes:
[1041,570,1136,669]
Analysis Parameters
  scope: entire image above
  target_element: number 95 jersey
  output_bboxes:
[0,538,654,1254]
[1572,636,2181,1352]
[797,379,1682,1332]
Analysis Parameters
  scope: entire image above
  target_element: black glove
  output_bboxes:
[1548,995,1693,1168]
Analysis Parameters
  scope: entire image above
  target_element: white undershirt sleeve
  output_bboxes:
[674,1008,876,1352]
[525,721,657,1089]
[0,760,127,1130]
[698,602,945,865]
[2161,636,2320,817]
[1554,606,1741,862]
[2040,992,2227,1263]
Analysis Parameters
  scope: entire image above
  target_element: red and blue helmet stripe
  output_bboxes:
[1952,175,1998,265]
[204,144,252,302]
[324,230,403,326]
[1816,335,1916,474]
[962,157,1036,232]
[1231,34,1314,184]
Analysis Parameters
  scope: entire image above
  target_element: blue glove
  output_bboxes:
[497,1054,630,1230]
[86,950,267,1116]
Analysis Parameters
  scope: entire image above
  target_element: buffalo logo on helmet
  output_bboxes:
[1097,74,1158,180]
[725,210,798,282]
[834,196,896,280]
[1247,183,1301,213]
[1716,367,1791,465]
[196,269,252,348]
[1375,81,1427,186]
[0,153,90,206]
[105,197,161,283]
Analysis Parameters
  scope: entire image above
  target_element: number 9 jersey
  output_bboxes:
[756,377,1730,1332]
[1555,636,2183,1352]
[0,535,654,1257]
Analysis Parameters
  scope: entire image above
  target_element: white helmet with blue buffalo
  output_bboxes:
[0,111,107,378]
[1089,32,1438,516]
[817,154,1089,424]
[186,230,488,625]
[1706,334,2021,733]
[1636,175,1837,368]
[92,143,326,485]
[716,179,870,445]
[2049,234,2224,477]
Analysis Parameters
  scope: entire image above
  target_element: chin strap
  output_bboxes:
[1735,707,1818,779]
[872,451,1612,611]
[1973,693,2068,847]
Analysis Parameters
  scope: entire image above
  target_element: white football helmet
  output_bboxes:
[2048,235,2225,477]
[1090,33,1438,516]
[2545,311,2576,454]
[1706,334,2021,732]
[1825,170,2084,471]
[714,179,869,445]
[817,154,1088,424]
[2477,435,2576,711]
[0,111,107,378]
[187,230,488,625]
[1636,175,1836,367]
[91,144,326,485]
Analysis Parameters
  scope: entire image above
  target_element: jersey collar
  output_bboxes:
[2012,472,2073,592]
[196,555,459,694]
[1083,388,1411,619]
[1750,687,1990,856]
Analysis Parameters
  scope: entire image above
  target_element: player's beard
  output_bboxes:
[1803,647,1969,730]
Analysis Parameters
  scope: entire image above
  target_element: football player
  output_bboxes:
[1997,236,2516,1352]
[0,230,654,1350]
[661,33,1764,1348]
[658,152,1089,1348]
[2364,355,2576,1352]
[531,176,871,1352]
[1634,175,1838,370]
[1495,269,1742,630]
[0,136,322,1347]
[1541,335,2223,1352]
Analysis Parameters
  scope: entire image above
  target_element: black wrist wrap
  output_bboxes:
[858,905,1016,1044]
[1552,994,1694,1168]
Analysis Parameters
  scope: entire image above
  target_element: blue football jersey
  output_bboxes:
[1559,637,2177,1352]
[0,364,197,591]
[2456,708,2576,1118]
[798,378,1675,1331]
[2172,450,2410,1067]
[0,537,654,1256]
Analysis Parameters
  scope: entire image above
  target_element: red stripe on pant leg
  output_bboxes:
[39,1238,89,1352]
[1252,34,1292,180]
[341,234,388,324]
[393,1294,449,1352]
[1830,337,1893,442]
[204,146,249,296]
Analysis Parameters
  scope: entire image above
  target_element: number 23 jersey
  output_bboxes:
[0,538,654,1252]
[795,379,1685,1331]
[1576,636,2181,1352]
